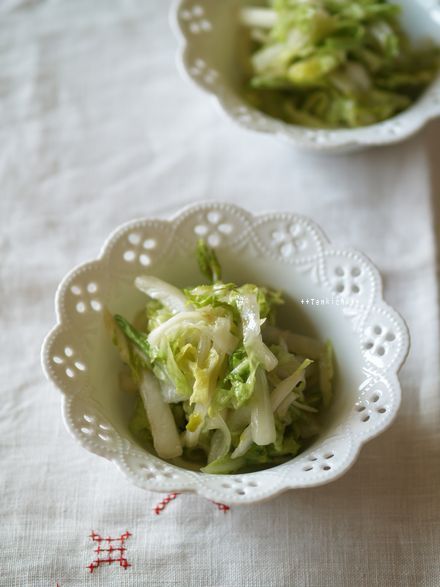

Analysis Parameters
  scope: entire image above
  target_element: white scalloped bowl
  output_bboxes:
[41,203,409,504]
[172,0,440,153]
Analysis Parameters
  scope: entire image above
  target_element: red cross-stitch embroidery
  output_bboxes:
[153,493,230,514]
[210,500,230,512]
[87,530,132,573]
[153,492,180,515]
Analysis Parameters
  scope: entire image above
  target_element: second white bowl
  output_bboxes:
[172,0,440,153]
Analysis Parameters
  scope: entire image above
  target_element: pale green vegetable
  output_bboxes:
[201,454,247,474]
[139,371,183,459]
[241,0,440,128]
[271,358,313,411]
[250,368,276,445]
[206,415,232,463]
[107,241,334,473]
[196,239,222,283]
[263,323,324,359]
[231,425,253,459]
[182,403,207,448]
[135,275,188,313]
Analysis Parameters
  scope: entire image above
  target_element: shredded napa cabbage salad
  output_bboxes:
[105,241,334,474]
[240,0,440,128]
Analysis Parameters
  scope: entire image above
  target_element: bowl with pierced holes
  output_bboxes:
[171,0,440,153]
[41,202,409,505]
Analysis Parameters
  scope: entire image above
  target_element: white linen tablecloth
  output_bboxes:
[1,1,439,585]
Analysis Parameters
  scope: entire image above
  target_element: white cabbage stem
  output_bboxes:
[147,311,203,347]
[206,415,231,463]
[197,333,211,364]
[158,378,183,404]
[211,316,238,355]
[290,401,318,413]
[231,425,253,459]
[240,7,277,29]
[271,359,312,412]
[236,293,278,371]
[251,368,276,446]
[135,275,190,314]
[263,324,324,360]
[139,371,182,459]
[276,391,300,418]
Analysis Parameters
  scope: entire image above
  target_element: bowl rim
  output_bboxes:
[171,0,440,152]
[41,201,411,504]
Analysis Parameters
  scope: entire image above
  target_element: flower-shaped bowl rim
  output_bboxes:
[41,202,410,504]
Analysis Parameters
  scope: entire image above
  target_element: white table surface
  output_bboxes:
[1,1,439,585]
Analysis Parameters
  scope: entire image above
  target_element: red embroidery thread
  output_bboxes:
[87,530,132,573]
[153,492,180,515]
[153,493,230,514]
[210,500,230,512]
